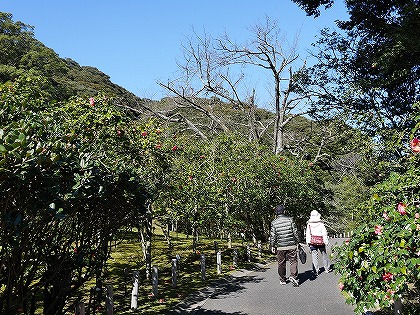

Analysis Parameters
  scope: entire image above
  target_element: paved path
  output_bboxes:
[169,238,355,315]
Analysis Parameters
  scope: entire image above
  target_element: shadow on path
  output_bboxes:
[169,240,354,315]
[168,270,266,315]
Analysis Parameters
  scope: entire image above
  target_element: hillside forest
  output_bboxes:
[1,1,420,313]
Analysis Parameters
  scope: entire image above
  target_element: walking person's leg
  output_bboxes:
[277,249,287,284]
[319,246,331,272]
[287,248,299,286]
[310,245,319,275]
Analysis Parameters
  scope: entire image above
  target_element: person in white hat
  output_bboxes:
[305,210,332,276]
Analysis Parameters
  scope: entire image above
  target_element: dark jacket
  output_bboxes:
[270,214,300,248]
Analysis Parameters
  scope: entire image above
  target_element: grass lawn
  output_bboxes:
[80,225,273,315]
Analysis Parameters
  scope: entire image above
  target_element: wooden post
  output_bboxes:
[200,254,206,281]
[152,266,158,297]
[105,285,113,315]
[217,251,222,275]
[246,244,251,262]
[130,271,139,309]
[172,258,177,288]
[233,248,238,267]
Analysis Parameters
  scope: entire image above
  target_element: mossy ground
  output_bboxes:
[78,226,272,315]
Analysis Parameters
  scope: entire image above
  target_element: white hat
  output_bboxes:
[309,210,321,222]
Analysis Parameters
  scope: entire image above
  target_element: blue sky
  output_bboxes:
[2,0,348,101]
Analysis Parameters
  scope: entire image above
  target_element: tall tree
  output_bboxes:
[159,17,325,154]
[292,0,420,151]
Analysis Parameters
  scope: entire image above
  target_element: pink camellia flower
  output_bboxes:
[382,272,393,282]
[383,212,391,220]
[397,202,407,215]
[415,213,420,219]
[89,97,95,106]
[345,239,350,245]
[339,282,345,291]
[410,138,420,153]
[374,225,383,235]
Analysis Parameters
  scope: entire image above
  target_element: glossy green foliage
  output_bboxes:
[154,133,331,243]
[0,76,167,314]
[334,110,420,314]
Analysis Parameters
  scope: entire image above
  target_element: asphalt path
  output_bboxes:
[169,238,355,315]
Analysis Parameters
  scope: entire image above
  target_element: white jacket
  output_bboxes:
[306,222,328,245]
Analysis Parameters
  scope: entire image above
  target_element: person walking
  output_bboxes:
[270,204,301,287]
[305,210,332,276]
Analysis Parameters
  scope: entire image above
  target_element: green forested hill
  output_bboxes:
[0,11,363,169]
[0,12,140,105]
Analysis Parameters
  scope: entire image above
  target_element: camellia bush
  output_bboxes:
[334,129,420,314]
[0,76,167,315]
[154,133,332,249]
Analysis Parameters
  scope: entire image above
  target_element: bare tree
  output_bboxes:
[158,29,261,139]
[217,17,325,154]
[157,17,323,153]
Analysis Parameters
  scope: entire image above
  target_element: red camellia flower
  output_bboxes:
[141,131,148,137]
[382,272,393,282]
[172,145,178,151]
[410,138,420,153]
[374,225,383,235]
[89,97,95,106]
[397,202,407,215]
[155,143,162,149]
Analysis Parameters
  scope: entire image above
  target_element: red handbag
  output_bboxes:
[309,226,324,245]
